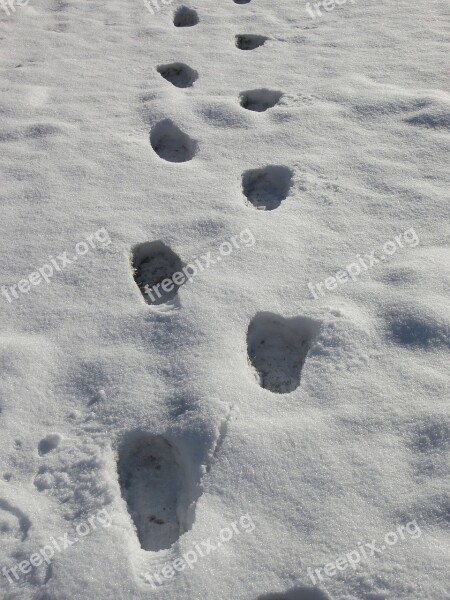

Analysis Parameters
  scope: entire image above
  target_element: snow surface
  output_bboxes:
[0,0,449,599]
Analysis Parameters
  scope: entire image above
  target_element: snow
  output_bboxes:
[0,0,449,599]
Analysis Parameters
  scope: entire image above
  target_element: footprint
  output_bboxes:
[234,0,251,3]
[173,5,199,27]
[38,433,63,456]
[240,89,283,112]
[131,241,186,305]
[235,34,268,50]
[0,499,31,542]
[156,62,198,88]
[150,119,197,163]
[247,312,318,394]
[258,587,331,600]
[242,165,293,210]
[118,434,187,552]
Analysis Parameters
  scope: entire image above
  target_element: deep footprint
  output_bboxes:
[242,165,293,210]
[240,89,283,112]
[150,119,197,163]
[247,312,318,394]
[118,434,186,551]
[173,5,199,27]
[235,34,268,50]
[38,433,62,456]
[156,62,198,88]
[131,241,185,305]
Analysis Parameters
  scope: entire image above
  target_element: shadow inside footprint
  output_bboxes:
[235,34,268,50]
[240,89,283,112]
[150,119,197,163]
[258,586,331,600]
[118,433,186,551]
[131,241,186,305]
[247,312,319,394]
[234,0,251,3]
[242,165,293,210]
[173,5,199,27]
[38,433,62,456]
[156,62,198,88]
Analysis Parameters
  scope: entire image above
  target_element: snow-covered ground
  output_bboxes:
[0,0,449,598]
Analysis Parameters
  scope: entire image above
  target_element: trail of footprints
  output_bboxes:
[123,0,318,562]
[120,2,322,587]
[0,5,444,599]
[1,6,446,598]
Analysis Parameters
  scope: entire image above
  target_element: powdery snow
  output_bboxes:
[0,0,449,599]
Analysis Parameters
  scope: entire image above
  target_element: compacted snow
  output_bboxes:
[0,0,449,599]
